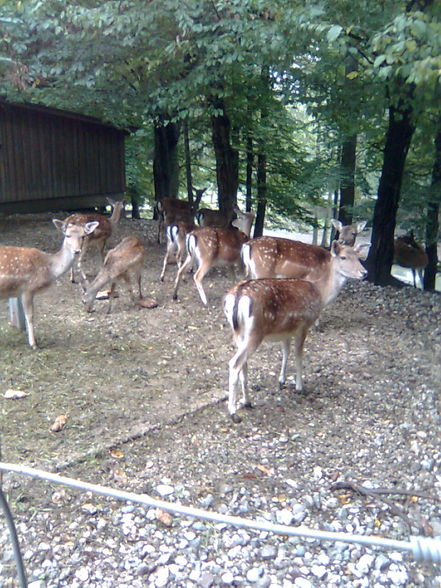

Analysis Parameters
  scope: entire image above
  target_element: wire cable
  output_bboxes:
[0,461,440,566]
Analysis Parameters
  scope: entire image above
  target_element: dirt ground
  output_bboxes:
[0,212,440,581]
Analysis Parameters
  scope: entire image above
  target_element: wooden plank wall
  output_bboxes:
[0,102,126,207]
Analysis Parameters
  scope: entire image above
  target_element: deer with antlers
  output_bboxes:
[82,236,146,313]
[64,197,125,283]
[0,219,99,348]
[224,239,367,421]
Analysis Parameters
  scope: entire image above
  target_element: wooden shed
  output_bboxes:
[0,98,127,213]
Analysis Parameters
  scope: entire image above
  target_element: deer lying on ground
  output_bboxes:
[82,236,146,313]
[242,236,367,306]
[172,226,249,306]
[0,219,99,348]
[64,198,125,282]
[331,219,367,246]
[224,240,367,421]
[393,232,428,288]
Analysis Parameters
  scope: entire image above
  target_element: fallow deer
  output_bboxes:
[0,219,99,348]
[331,219,367,246]
[156,189,205,244]
[159,220,196,282]
[196,207,232,228]
[241,237,367,306]
[64,197,125,282]
[224,240,367,421]
[231,206,255,237]
[82,236,146,313]
[172,226,249,306]
[394,232,428,288]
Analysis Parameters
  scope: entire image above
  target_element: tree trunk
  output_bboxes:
[253,151,267,237]
[183,119,194,203]
[423,118,441,291]
[246,134,253,212]
[211,98,238,219]
[153,119,181,204]
[366,99,415,285]
[338,55,358,226]
[339,134,357,225]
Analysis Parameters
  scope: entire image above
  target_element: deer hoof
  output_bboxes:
[231,413,242,424]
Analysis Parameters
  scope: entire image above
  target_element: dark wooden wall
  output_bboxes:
[0,100,127,213]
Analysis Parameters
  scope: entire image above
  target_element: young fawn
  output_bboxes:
[0,219,98,348]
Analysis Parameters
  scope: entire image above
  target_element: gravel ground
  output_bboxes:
[0,213,440,588]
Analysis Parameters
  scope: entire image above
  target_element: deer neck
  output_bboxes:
[48,241,78,279]
[315,261,348,306]
[110,204,123,227]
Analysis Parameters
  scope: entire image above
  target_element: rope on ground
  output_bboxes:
[1,461,440,567]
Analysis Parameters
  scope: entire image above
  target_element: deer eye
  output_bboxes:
[340,255,347,260]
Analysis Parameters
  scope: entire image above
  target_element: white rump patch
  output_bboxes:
[223,293,236,328]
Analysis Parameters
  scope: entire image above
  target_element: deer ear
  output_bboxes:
[356,220,367,232]
[331,219,342,231]
[330,240,341,256]
[85,221,100,235]
[354,242,370,259]
[52,219,65,232]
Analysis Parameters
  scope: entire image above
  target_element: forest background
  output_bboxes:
[0,0,440,289]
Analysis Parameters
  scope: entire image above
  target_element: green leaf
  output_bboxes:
[327,24,342,43]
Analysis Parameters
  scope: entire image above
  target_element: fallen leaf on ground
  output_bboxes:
[136,297,158,309]
[4,389,29,399]
[155,508,173,526]
[51,414,68,432]
[110,448,125,459]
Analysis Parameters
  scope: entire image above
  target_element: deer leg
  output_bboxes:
[228,335,260,421]
[160,242,175,281]
[293,327,308,391]
[193,261,212,306]
[173,253,194,300]
[21,292,37,349]
[278,338,291,388]
[76,242,90,283]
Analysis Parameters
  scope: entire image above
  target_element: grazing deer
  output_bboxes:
[331,219,367,246]
[242,237,367,306]
[224,241,367,421]
[156,190,205,244]
[172,226,249,305]
[64,198,125,282]
[232,206,255,237]
[159,220,196,282]
[82,236,146,313]
[0,219,99,348]
[394,232,428,288]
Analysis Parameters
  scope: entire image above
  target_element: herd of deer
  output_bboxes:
[0,195,429,420]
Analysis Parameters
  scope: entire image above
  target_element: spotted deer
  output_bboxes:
[394,232,428,288]
[231,206,255,237]
[159,220,197,282]
[242,237,367,306]
[224,240,367,421]
[82,236,146,313]
[172,226,249,306]
[331,219,367,246]
[0,219,99,348]
[64,198,125,282]
[156,189,205,244]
